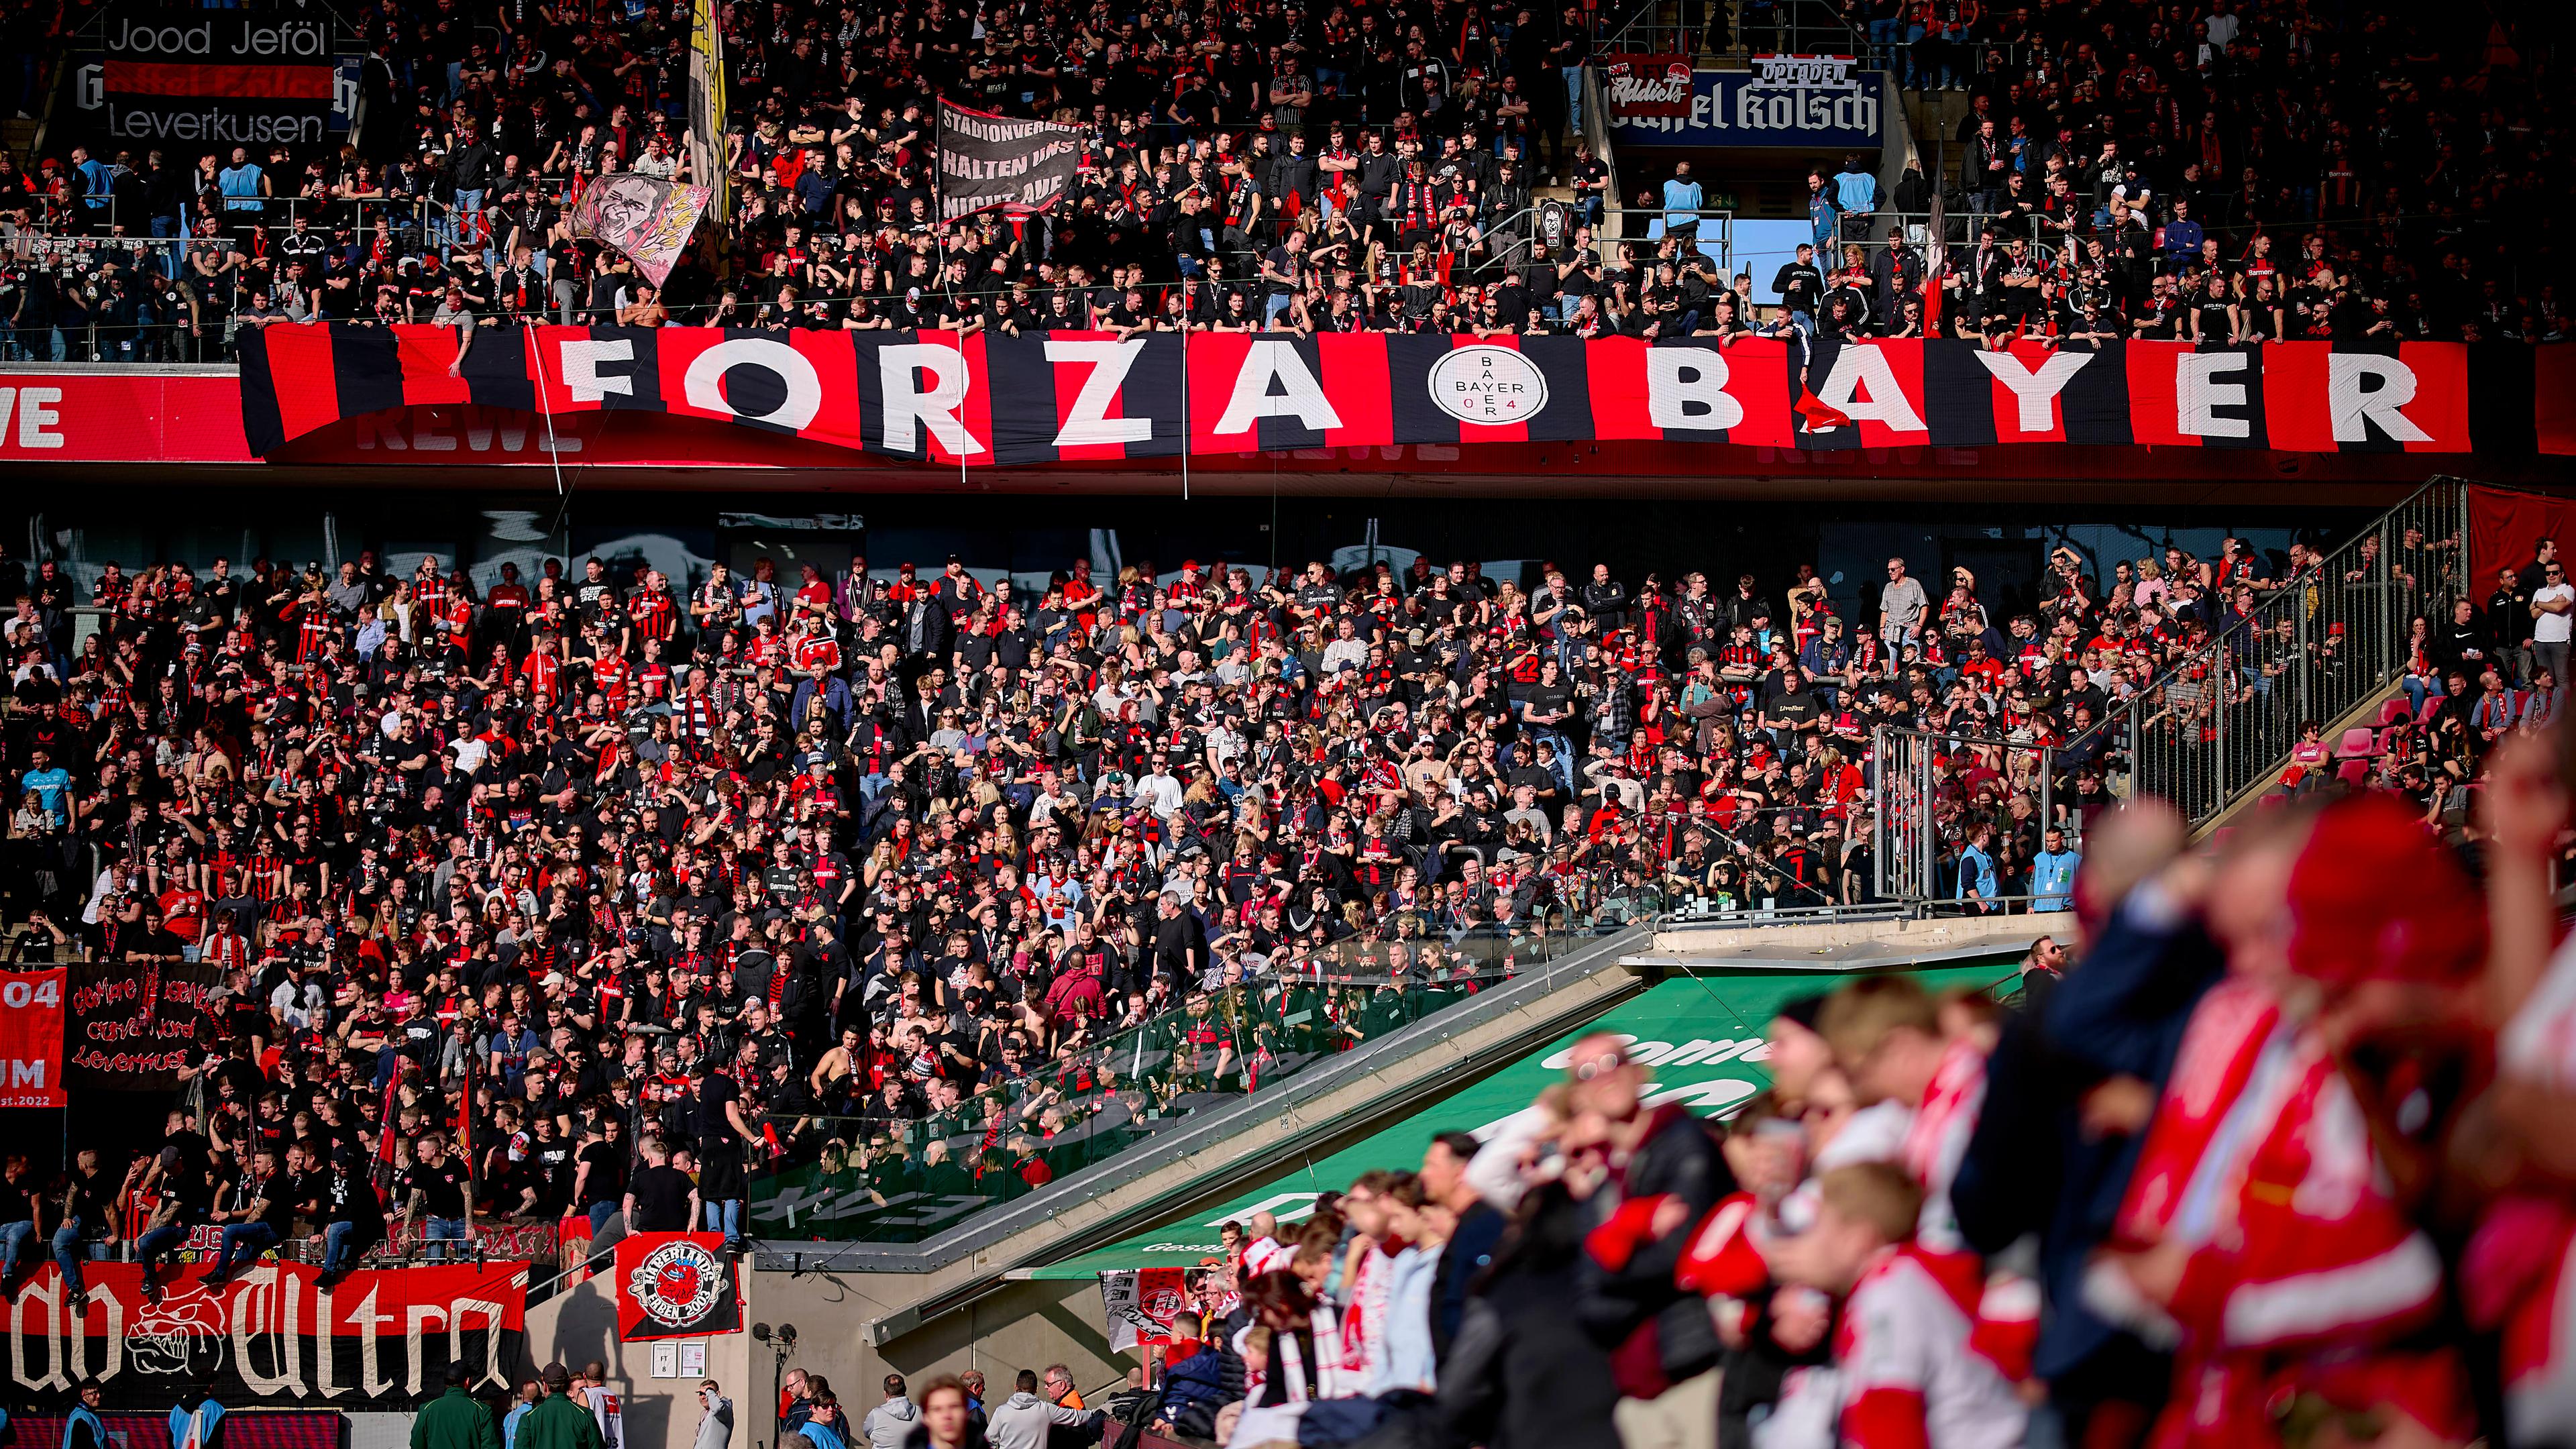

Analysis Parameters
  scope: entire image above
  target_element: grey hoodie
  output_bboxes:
[984,1393,1097,1449]
[861,1397,918,1449]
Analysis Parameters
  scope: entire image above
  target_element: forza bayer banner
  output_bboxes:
[1030,965,2017,1279]
[236,323,2576,464]
[0,1260,528,1407]
[936,100,1085,220]
[614,1233,743,1340]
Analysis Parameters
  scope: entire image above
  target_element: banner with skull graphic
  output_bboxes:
[1,1260,528,1406]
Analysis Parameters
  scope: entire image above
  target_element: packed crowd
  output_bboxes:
[0,0,2561,361]
[0,520,2383,1275]
[1099,761,2576,1449]
[8,503,2562,1277]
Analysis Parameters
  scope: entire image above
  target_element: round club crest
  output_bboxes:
[629,1240,724,1327]
[1428,348,1550,425]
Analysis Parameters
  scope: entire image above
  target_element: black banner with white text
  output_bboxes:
[936,100,1085,220]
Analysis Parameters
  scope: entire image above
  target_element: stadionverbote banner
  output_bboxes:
[237,324,2575,464]
[2,1261,528,1407]
[936,100,1085,220]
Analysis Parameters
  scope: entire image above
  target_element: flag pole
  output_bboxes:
[1180,325,1191,502]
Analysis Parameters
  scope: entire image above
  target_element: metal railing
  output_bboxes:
[1600,0,1865,62]
[745,938,1623,1243]
[1873,728,2067,902]
[1839,207,2017,252]
[14,193,488,248]
[2086,476,2474,827]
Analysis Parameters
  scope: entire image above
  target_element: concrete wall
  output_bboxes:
[525,1270,1130,1449]
[521,1273,756,1449]
[737,1273,1128,1424]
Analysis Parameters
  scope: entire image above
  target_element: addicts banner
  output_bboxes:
[1,1261,528,1407]
[238,325,2572,464]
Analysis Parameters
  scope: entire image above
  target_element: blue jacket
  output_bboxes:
[1160,1347,1232,1419]
[1808,191,1838,248]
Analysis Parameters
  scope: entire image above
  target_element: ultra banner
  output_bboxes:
[1,1260,529,1407]
[237,325,2570,464]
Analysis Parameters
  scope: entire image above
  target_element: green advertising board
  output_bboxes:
[1025,963,2017,1279]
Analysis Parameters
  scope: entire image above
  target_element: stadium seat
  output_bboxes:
[2378,698,2414,729]
[2336,759,2373,787]
[2335,727,2380,759]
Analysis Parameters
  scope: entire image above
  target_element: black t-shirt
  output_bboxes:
[577,1140,628,1206]
[627,1162,694,1231]
[529,1134,576,1205]
[1768,692,1823,731]
[401,1161,470,1219]
[575,578,622,629]
[248,1173,297,1235]
[692,1073,741,1145]
[1521,682,1574,724]
[1152,912,1208,978]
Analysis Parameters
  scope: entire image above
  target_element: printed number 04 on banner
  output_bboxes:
[0,967,69,1109]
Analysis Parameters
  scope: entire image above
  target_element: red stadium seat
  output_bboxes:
[2378,698,2414,728]
[2336,759,2373,787]
[2335,727,2380,759]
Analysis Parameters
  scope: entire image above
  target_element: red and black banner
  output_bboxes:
[0,967,65,1108]
[239,324,2573,464]
[613,1233,741,1340]
[75,11,349,150]
[67,956,218,1091]
[2,1260,529,1407]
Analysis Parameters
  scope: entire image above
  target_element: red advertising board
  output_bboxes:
[0,967,65,1108]
[0,370,252,463]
